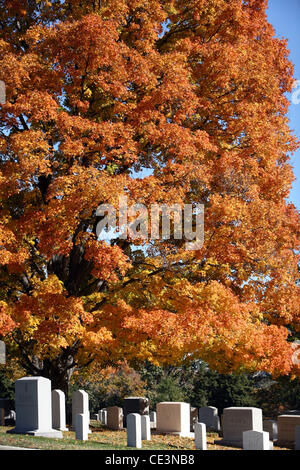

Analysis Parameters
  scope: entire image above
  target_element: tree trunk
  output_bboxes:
[20,348,77,398]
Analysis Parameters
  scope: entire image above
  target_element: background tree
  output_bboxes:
[0,0,299,393]
[138,362,191,407]
[69,361,146,413]
[0,347,26,403]
[139,361,258,412]
[256,374,300,417]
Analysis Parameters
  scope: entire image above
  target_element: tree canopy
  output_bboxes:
[0,0,299,391]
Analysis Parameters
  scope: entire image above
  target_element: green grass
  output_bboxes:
[0,424,215,451]
[0,425,197,450]
[0,423,291,451]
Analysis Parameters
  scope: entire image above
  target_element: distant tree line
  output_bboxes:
[1,358,300,419]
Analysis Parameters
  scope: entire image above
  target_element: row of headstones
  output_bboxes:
[53,388,92,438]
[5,376,93,439]
[121,402,300,450]
[96,399,220,433]
[125,413,208,449]
[77,409,208,449]
[4,378,155,440]
[218,407,300,450]
[120,400,300,449]
[94,400,300,450]
[1,377,225,444]
[125,416,272,450]
[95,401,219,434]
[4,376,300,449]
[124,406,300,450]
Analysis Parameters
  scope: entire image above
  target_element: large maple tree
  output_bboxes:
[0,0,299,393]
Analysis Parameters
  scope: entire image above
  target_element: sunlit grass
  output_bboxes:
[0,423,291,451]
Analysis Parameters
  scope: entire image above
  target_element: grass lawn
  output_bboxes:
[0,422,292,451]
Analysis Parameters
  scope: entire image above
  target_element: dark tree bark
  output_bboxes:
[15,342,79,397]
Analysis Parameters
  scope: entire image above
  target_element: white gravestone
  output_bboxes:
[72,390,91,432]
[217,407,263,447]
[52,390,68,432]
[156,402,191,437]
[75,413,88,441]
[127,413,142,448]
[195,422,207,450]
[8,376,62,438]
[198,406,218,430]
[243,430,272,450]
[141,415,151,440]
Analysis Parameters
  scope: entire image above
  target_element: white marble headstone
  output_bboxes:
[52,389,68,432]
[141,415,151,441]
[195,422,207,450]
[72,389,90,432]
[127,413,142,448]
[75,413,89,441]
[8,376,62,438]
[221,407,263,446]
[156,402,191,437]
[243,430,272,450]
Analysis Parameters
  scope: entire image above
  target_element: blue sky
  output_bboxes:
[136,3,300,210]
[267,0,300,210]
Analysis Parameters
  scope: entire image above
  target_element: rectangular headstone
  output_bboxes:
[123,397,149,427]
[195,422,207,450]
[107,406,123,430]
[7,376,62,438]
[141,415,151,440]
[72,390,90,432]
[243,430,271,450]
[75,413,88,441]
[277,415,300,446]
[127,413,142,448]
[216,407,263,447]
[156,402,191,437]
[52,389,68,432]
[198,406,218,431]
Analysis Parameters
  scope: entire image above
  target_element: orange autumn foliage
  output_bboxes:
[0,0,299,389]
